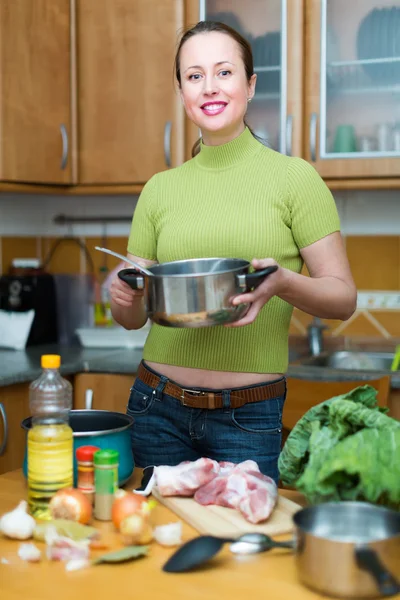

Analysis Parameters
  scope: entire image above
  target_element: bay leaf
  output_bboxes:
[33,519,100,542]
[92,545,149,565]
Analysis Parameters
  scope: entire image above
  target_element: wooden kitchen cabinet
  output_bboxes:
[189,0,400,184]
[0,384,30,475]
[0,0,184,187]
[2,0,399,191]
[283,375,391,434]
[0,0,77,184]
[304,0,400,179]
[389,387,400,421]
[73,373,135,413]
[77,0,185,184]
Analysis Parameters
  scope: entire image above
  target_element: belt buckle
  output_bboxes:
[180,387,204,406]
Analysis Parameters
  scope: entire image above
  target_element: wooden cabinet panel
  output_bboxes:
[389,387,400,421]
[0,0,76,183]
[0,384,30,475]
[77,0,185,184]
[74,373,135,414]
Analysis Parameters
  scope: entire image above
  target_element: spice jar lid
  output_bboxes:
[94,449,119,465]
[76,445,101,462]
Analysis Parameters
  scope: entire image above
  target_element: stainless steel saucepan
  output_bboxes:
[118,257,278,328]
[292,502,400,598]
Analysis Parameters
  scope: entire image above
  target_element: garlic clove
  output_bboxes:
[18,543,42,562]
[0,501,36,540]
[153,522,182,546]
[65,558,90,572]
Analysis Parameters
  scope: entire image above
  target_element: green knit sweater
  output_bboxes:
[128,128,340,373]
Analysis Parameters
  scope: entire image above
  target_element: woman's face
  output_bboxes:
[179,32,256,145]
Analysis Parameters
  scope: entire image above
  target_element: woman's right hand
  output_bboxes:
[109,254,156,308]
[110,271,143,308]
[109,253,157,310]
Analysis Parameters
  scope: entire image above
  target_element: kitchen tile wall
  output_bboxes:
[1,188,399,339]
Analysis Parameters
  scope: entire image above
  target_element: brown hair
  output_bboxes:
[174,21,255,157]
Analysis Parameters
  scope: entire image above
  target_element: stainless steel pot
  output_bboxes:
[293,502,400,598]
[118,257,278,328]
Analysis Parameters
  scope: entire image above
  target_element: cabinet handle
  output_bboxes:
[85,389,93,410]
[60,124,68,170]
[0,403,8,456]
[286,115,293,157]
[309,113,318,162]
[164,121,172,168]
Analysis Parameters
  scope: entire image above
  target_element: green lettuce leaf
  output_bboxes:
[296,428,400,508]
[278,385,379,485]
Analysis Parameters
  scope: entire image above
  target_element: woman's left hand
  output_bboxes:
[225,258,289,328]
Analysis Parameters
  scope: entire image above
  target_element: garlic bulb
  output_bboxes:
[0,501,36,540]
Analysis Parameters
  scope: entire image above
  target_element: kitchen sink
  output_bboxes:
[298,350,396,371]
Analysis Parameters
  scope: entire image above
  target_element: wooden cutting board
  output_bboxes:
[152,487,301,537]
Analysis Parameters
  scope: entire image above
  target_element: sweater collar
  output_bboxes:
[195,127,261,169]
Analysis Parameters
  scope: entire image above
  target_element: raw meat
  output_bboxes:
[155,459,278,524]
[194,463,278,524]
[154,457,220,496]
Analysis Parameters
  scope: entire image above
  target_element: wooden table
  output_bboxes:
[0,470,381,600]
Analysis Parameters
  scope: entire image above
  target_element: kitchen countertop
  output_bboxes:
[0,469,336,600]
[0,344,399,388]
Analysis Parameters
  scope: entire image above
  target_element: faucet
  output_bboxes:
[307,317,327,356]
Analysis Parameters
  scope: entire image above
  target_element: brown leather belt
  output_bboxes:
[137,362,286,410]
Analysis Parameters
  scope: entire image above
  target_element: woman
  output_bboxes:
[110,21,356,483]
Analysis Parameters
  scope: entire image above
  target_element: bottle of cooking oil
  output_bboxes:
[27,354,73,519]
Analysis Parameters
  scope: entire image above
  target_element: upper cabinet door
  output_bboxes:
[186,0,303,157]
[77,0,185,184]
[0,0,76,184]
[305,0,400,178]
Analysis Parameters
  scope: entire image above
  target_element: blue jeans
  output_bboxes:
[126,364,286,484]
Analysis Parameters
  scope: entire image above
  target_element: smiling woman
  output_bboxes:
[175,21,256,150]
[109,20,357,483]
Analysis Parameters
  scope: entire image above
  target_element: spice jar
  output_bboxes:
[76,445,100,505]
[93,449,119,521]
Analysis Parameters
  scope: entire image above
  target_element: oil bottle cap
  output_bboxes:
[94,449,119,466]
[41,354,61,369]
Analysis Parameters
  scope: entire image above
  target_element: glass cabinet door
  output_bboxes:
[199,0,290,154]
[308,0,400,178]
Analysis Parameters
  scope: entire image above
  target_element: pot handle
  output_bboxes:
[244,265,278,289]
[355,546,400,597]
[118,268,145,290]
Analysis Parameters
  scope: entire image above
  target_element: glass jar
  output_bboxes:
[93,449,119,521]
[76,445,100,505]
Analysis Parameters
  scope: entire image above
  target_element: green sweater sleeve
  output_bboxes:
[127,175,158,260]
[287,158,340,249]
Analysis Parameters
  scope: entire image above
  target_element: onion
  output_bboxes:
[111,492,149,530]
[49,489,92,525]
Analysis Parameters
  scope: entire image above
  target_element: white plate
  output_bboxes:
[76,323,150,348]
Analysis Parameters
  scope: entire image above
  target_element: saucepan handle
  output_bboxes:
[118,268,145,291]
[355,546,400,596]
[244,265,278,290]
